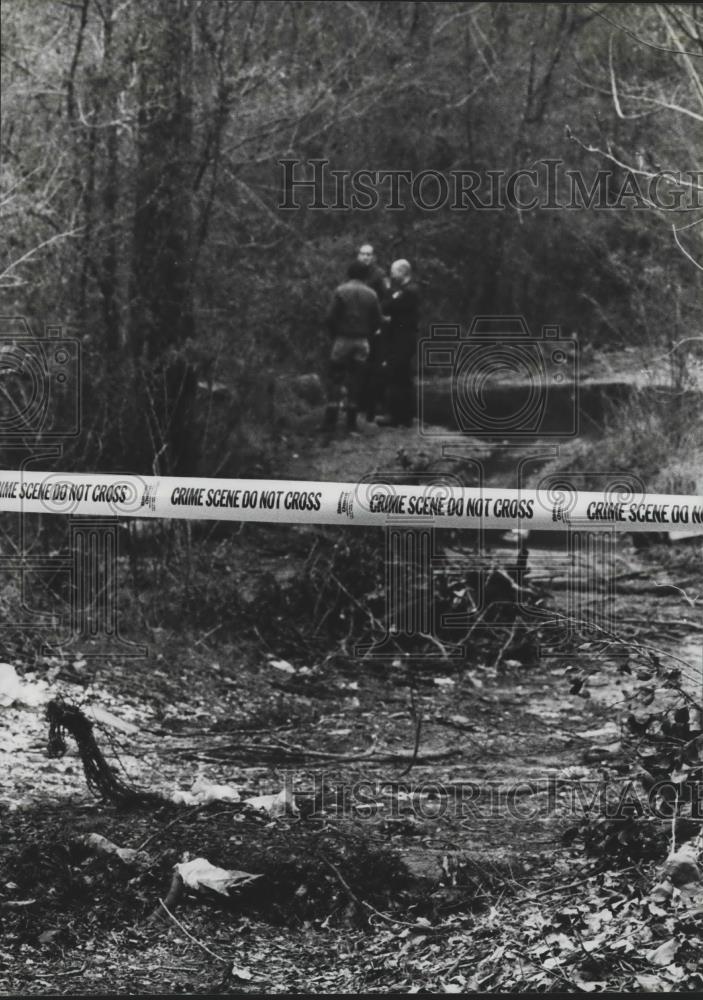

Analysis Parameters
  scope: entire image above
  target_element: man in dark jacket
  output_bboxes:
[323,261,383,432]
[349,243,388,303]
[347,244,389,422]
[377,259,420,427]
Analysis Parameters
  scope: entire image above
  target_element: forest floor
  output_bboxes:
[2,416,703,994]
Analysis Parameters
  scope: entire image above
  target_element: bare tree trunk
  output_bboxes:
[101,0,120,352]
[129,0,197,475]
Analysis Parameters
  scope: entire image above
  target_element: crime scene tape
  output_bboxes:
[0,470,702,533]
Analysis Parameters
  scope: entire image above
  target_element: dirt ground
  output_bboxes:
[2,418,702,994]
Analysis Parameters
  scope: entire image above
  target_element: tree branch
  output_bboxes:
[0,227,83,287]
[586,3,703,56]
[672,220,703,271]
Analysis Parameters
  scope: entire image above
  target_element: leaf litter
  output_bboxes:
[1,527,702,993]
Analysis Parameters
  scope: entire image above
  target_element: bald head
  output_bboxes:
[390,259,412,285]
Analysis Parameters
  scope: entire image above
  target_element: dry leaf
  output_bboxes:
[0,664,23,707]
[89,706,139,735]
[171,779,241,806]
[0,663,47,708]
[649,880,674,904]
[244,785,298,817]
[646,937,678,967]
[231,966,253,981]
[635,973,667,991]
[81,833,152,869]
[38,929,61,946]
[269,658,295,674]
[175,858,261,897]
[662,842,702,888]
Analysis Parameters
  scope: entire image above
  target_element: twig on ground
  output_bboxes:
[543,612,703,675]
[157,897,230,965]
[136,805,200,852]
[327,570,395,650]
[617,618,703,632]
[492,619,518,669]
[420,629,454,659]
[464,604,489,643]
[522,865,636,902]
[194,624,222,647]
[175,739,460,764]
[398,685,423,778]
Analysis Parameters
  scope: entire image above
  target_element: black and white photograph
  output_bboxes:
[1,0,702,994]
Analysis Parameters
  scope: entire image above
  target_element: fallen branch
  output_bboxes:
[156,895,255,986]
[157,895,226,962]
[177,739,461,764]
[616,618,703,632]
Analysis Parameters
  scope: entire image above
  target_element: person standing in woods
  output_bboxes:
[376,259,420,428]
[322,261,384,433]
[348,243,388,303]
[346,243,390,423]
